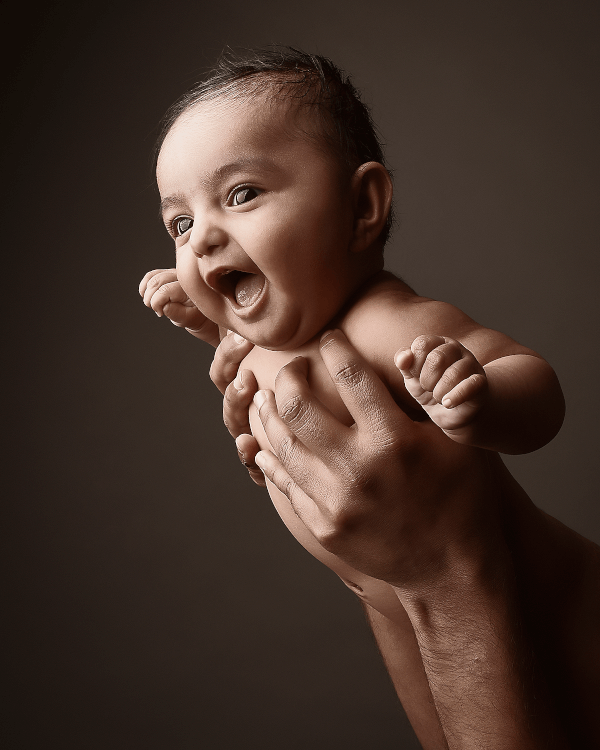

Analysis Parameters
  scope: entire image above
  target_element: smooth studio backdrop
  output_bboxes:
[5,1,599,748]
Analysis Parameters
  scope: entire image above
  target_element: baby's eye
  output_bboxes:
[231,187,261,206]
[172,216,193,236]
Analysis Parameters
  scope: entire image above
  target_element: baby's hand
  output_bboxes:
[394,335,488,438]
[139,268,220,347]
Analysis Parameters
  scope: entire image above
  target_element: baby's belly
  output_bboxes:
[242,342,408,623]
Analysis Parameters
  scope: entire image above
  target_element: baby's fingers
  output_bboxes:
[148,279,189,317]
[439,373,487,409]
[140,268,177,306]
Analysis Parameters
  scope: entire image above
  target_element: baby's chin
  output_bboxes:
[231,316,323,352]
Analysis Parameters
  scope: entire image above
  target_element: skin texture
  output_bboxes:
[138,93,586,746]
[144,93,564,458]
[155,96,385,351]
[218,331,600,748]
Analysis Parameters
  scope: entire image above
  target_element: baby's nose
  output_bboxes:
[189,220,228,257]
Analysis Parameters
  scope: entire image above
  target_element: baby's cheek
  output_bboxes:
[177,267,228,326]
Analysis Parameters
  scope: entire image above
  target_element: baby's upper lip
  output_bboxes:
[204,265,237,294]
[204,261,261,299]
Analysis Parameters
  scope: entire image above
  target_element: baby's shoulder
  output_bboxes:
[336,272,479,397]
[339,272,473,343]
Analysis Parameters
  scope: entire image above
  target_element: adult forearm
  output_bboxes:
[388,466,573,749]
[394,554,562,749]
[365,603,449,749]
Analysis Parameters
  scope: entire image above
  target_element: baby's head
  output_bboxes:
[157,48,393,350]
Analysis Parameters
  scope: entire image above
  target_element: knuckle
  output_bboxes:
[209,362,227,391]
[277,433,299,466]
[315,518,344,550]
[346,465,378,496]
[436,369,457,392]
[278,393,306,427]
[153,275,173,292]
[271,465,296,499]
[412,334,433,353]
[425,348,446,369]
[147,272,162,288]
[332,359,365,388]
[223,381,238,406]
[317,507,361,552]
[281,475,297,500]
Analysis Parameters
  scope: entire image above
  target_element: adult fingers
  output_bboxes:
[254,448,322,530]
[318,330,410,440]
[223,369,258,438]
[271,356,351,460]
[183,316,221,347]
[209,333,255,394]
[235,433,266,487]
[253,389,330,505]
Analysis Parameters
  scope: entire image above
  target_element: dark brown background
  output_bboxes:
[4,1,599,748]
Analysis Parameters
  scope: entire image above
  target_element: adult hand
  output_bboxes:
[252,329,501,588]
[210,332,265,487]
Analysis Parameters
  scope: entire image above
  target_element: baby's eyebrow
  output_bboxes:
[158,158,280,217]
[210,157,279,185]
[159,194,188,218]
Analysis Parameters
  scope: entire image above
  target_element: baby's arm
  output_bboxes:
[394,324,564,454]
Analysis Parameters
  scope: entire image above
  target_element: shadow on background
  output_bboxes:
[4,1,598,748]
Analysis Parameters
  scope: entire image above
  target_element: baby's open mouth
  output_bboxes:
[217,270,265,308]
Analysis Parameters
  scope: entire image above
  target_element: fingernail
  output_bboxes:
[233,333,246,344]
[255,452,266,471]
[320,329,335,343]
[442,397,452,408]
[254,390,267,409]
[233,371,244,391]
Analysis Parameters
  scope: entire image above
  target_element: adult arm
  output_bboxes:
[215,335,448,748]
[252,330,597,748]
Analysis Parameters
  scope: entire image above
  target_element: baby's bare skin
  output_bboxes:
[140,266,565,623]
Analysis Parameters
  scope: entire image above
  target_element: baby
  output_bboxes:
[139,49,564,620]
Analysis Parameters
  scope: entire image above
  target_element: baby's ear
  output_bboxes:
[350,162,393,252]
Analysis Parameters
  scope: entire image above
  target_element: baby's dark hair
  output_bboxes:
[156,46,394,244]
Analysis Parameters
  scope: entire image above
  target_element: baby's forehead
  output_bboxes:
[173,88,331,157]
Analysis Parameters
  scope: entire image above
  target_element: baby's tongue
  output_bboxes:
[235,273,264,307]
